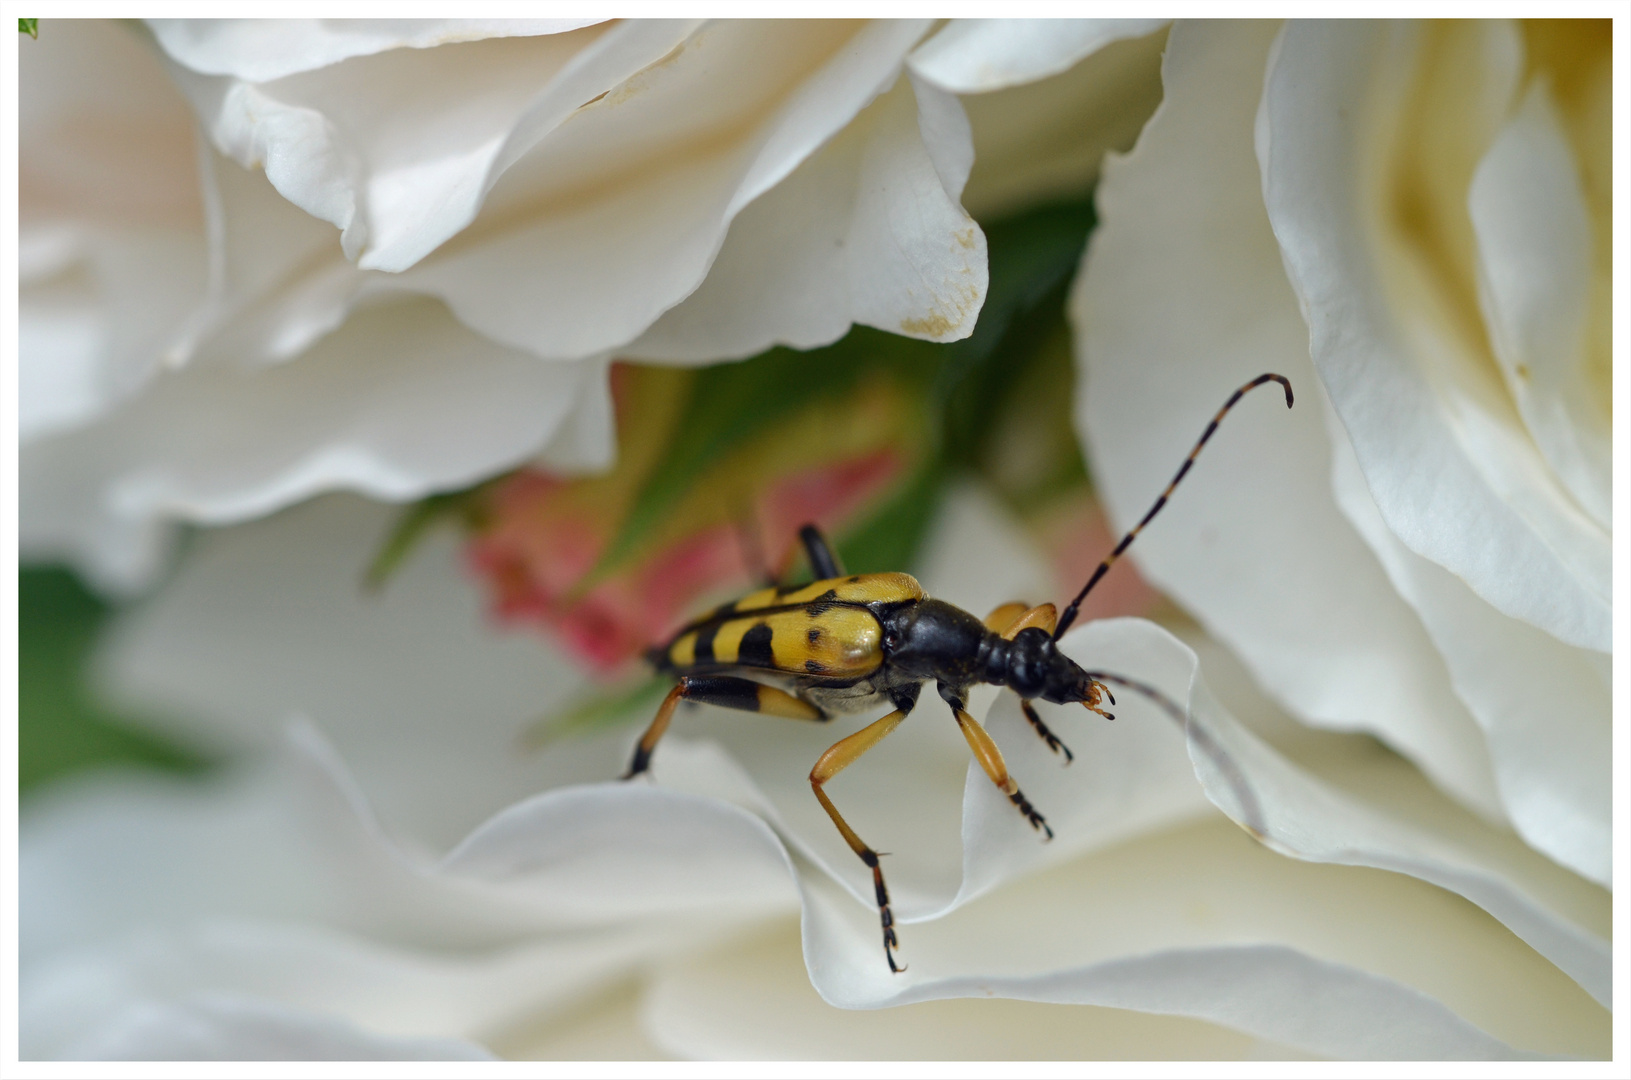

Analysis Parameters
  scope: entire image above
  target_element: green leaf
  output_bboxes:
[19,568,211,796]
[19,18,38,37]
[363,483,495,593]
[976,316,1093,513]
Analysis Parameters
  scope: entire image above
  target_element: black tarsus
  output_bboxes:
[1054,373,1292,639]
[1021,700,1074,763]
[799,523,845,581]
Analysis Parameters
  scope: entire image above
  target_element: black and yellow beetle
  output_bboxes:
[623,373,1294,972]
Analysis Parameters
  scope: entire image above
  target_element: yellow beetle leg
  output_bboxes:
[624,676,826,779]
[624,682,685,779]
[954,708,1052,840]
[988,603,1072,762]
[809,707,911,973]
[982,601,1030,635]
[1000,602,1057,639]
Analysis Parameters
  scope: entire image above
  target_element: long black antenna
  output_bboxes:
[1054,373,1293,639]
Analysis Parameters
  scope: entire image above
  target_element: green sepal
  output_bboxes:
[838,460,946,577]
[363,482,496,593]
[587,331,940,587]
[19,18,38,37]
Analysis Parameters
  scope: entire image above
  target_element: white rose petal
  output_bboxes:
[1468,82,1610,528]
[157,20,695,269]
[1175,625,1610,988]
[82,494,1608,1057]
[21,722,800,1060]
[1256,21,1612,882]
[1074,19,1611,885]
[945,22,1168,223]
[155,18,987,364]
[25,925,651,1060]
[94,496,614,848]
[787,620,1603,1058]
[624,72,987,362]
[644,918,1305,1060]
[1074,21,1506,821]
[19,20,208,437]
[490,980,665,1059]
[21,301,610,597]
[147,19,604,83]
[907,18,1168,94]
[46,994,495,1062]
[23,19,1015,595]
[1329,441,1611,888]
[1258,22,1610,652]
[42,627,1604,1058]
[406,20,981,361]
[1149,616,1610,1008]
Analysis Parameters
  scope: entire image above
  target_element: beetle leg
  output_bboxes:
[982,601,1030,635]
[1001,603,1058,639]
[624,683,684,779]
[983,603,1073,761]
[809,707,911,973]
[797,523,845,580]
[1019,699,1073,764]
[623,676,826,779]
[953,706,1053,840]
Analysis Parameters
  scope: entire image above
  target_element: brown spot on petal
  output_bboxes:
[900,313,956,337]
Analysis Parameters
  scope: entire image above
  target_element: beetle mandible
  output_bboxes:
[622,373,1294,973]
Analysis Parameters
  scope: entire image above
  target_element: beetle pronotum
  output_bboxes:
[624,373,1294,972]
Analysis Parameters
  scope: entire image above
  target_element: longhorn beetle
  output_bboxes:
[623,373,1294,972]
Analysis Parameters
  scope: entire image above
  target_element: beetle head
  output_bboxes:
[1004,627,1115,718]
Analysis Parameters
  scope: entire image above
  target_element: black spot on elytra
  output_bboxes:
[692,623,719,664]
[805,659,826,674]
[848,576,861,583]
[738,622,775,668]
[807,627,822,644]
[803,590,841,618]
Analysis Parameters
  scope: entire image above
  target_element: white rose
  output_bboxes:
[19,18,1608,1062]
[1074,20,1611,889]
[21,491,1606,1059]
[21,18,995,595]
